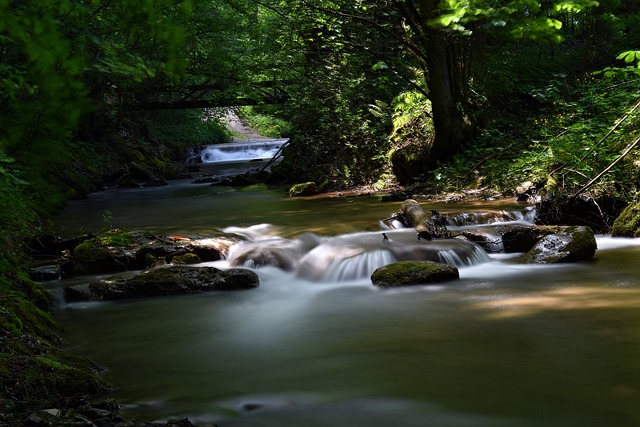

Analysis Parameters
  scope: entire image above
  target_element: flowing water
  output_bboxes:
[50,180,640,427]
[187,139,289,177]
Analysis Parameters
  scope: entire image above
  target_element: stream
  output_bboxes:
[50,180,640,427]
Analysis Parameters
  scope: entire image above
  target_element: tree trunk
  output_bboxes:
[396,0,478,169]
[424,30,475,166]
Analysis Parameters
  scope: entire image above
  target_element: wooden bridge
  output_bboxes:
[140,79,291,110]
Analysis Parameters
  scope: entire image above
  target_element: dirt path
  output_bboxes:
[222,109,270,141]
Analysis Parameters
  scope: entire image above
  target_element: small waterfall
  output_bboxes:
[437,245,490,267]
[188,139,289,177]
[222,227,492,283]
[200,140,288,162]
[296,247,397,282]
[446,206,536,226]
[325,250,397,282]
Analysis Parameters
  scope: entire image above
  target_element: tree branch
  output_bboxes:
[571,136,640,198]
[297,0,430,65]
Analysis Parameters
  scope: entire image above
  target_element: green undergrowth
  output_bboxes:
[237,106,292,138]
[0,253,111,415]
[422,69,640,199]
[0,142,120,417]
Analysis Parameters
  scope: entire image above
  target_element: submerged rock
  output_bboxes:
[371,260,459,288]
[230,245,297,270]
[65,266,259,302]
[521,226,597,264]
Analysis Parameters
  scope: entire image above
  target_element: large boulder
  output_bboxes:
[521,226,597,264]
[611,201,640,237]
[371,260,459,288]
[497,225,555,253]
[64,266,259,302]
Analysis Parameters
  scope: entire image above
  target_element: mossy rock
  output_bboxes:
[171,253,201,264]
[611,201,640,237]
[72,239,122,274]
[68,266,260,301]
[497,225,556,253]
[371,260,459,288]
[521,226,597,264]
[289,182,317,197]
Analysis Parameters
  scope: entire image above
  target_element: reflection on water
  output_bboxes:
[51,183,640,426]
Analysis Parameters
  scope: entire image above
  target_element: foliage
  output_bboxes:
[438,0,601,42]
[98,229,134,247]
[424,63,640,197]
[146,109,231,148]
[389,90,435,147]
[237,106,292,138]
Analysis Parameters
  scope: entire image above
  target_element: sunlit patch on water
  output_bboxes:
[471,286,640,319]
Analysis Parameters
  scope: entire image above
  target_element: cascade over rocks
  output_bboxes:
[371,260,459,287]
[65,265,259,302]
[383,200,598,264]
[455,224,597,262]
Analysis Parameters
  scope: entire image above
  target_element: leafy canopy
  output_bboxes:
[438,0,600,41]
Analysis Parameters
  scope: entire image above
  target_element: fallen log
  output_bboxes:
[400,199,451,239]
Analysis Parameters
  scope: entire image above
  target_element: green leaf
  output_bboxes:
[616,51,640,64]
[372,61,388,71]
